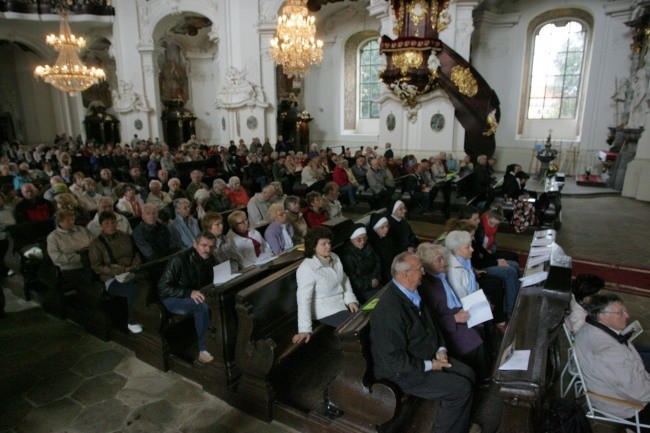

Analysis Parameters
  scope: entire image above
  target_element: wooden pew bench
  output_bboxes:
[234,260,331,421]
[327,288,439,433]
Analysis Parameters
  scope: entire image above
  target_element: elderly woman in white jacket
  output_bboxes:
[292,227,359,344]
[225,210,272,267]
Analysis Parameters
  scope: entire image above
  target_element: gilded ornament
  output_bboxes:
[393,50,424,75]
[483,109,498,137]
[438,8,450,33]
[430,0,438,32]
[407,0,427,37]
[451,66,478,97]
[393,2,405,36]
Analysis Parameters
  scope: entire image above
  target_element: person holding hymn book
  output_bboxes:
[445,230,507,334]
[417,243,490,381]
[88,211,143,334]
[369,252,479,433]
[292,227,359,344]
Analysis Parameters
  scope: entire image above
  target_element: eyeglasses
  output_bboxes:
[602,309,629,316]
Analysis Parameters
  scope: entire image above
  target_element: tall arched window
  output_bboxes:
[358,39,381,119]
[518,10,592,140]
[527,20,586,120]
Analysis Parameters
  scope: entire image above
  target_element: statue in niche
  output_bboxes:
[158,41,189,104]
[627,68,649,129]
[111,80,150,113]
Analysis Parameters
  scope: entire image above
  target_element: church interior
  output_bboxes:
[2,0,650,432]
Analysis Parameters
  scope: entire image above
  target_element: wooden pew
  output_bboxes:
[492,265,571,433]
[327,289,438,433]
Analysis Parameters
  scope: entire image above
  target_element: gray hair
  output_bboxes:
[416,243,449,274]
[213,178,227,188]
[391,252,417,277]
[149,179,162,189]
[173,198,191,210]
[445,230,472,254]
[587,294,623,320]
[194,188,210,202]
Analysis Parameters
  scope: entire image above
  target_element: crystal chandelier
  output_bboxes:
[34,8,106,95]
[269,0,324,79]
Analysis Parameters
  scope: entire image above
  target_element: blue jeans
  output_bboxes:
[107,280,139,323]
[484,261,520,315]
[339,184,358,205]
[162,297,211,352]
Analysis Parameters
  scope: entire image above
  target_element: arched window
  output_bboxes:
[358,39,381,119]
[518,10,592,140]
[527,20,587,120]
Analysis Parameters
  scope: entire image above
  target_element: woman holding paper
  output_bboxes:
[445,230,507,333]
[417,242,490,380]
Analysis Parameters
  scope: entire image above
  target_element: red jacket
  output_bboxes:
[303,207,329,228]
[332,166,349,187]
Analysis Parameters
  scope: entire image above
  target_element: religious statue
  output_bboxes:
[627,68,649,129]
[111,80,150,113]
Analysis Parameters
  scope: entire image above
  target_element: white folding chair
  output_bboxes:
[560,321,582,398]
[571,339,650,433]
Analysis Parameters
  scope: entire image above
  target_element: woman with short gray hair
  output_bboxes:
[169,198,200,249]
[417,242,489,380]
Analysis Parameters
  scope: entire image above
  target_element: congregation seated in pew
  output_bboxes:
[201,211,242,272]
[207,178,230,212]
[86,197,132,237]
[146,179,172,212]
[133,203,175,262]
[292,227,359,345]
[46,209,94,289]
[169,198,200,250]
[225,210,272,268]
[167,177,188,200]
[303,191,329,228]
[284,195,307,244]
[264,203,294,256]
[369,252,478,433]
[158,231,216,364]
[389,200,420,253]
[416,243,491,381]
[15,183,55,223]
[247,185,274,227]
[367,214,398,284]
[88,211,143,334]
[226,176,249,207]
[340,223,381,304]
[322,181,343,219]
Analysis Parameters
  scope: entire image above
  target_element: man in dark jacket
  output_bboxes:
[158,231,216,363]
[370,252,476,433]
[133,204,175,261]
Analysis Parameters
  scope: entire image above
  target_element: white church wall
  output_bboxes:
[473,0,634,173]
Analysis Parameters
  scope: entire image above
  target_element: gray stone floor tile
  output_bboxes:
[72,349,125,377]
[33,348,84,380]
[17,398,82,433]
[70,399,131,433]
[0,398,32,431]
[115,372,178,407]
[71,372,127,405]
[113,356,158,379]
[165,379,209,407]
[122,400,178,433]
[176,404,234,433]
[24,371,84,407]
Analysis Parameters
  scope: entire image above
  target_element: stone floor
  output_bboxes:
[0,288,299,433]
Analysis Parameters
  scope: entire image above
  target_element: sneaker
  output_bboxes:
[198,351,214,363]
[469,423,482,433]
[127,323,143,334]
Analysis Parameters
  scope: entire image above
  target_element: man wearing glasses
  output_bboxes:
[575,293,650,426]
[158,231,216,364]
